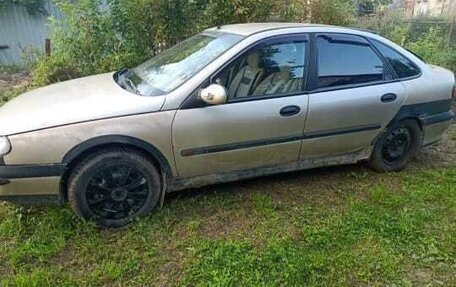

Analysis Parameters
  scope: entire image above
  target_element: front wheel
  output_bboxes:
[68,148,161,228]
[369,119,423,172]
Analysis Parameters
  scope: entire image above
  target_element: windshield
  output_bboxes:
[127,31,244,96]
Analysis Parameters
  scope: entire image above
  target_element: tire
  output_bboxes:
[369,119,423,172]
[68,148,161,228]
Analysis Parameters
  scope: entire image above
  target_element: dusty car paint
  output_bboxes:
[0,73,166,136]
[4,111,177,171]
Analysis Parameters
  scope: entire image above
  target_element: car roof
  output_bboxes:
[207,22,369,36]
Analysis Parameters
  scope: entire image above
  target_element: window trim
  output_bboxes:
[228,89,308,103]
[179,33,311,109]
[310,32,395,92]
[306,32,423,94]
[367,38,423,81]
[180,32,424,109]
[218,33,311,103]
[308,78,402,95]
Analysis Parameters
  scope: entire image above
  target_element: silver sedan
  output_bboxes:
[0,23,454,227]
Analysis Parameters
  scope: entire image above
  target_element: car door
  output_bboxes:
[172,34,310,178]
[300,33,407,159]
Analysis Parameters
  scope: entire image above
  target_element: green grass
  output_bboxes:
[1,164,455,286]
[0,81,29,106]
[0,65,29,106]
[0,89,22,106]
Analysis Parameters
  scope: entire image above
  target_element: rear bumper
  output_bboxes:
[0,163,65,203]
[421,111,454,146]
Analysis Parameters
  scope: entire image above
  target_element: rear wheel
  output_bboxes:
[68,148,161,228]
[369,119,422,172]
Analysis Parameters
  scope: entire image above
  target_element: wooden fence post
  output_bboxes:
[449,17,455,46]
[45,38,51,57]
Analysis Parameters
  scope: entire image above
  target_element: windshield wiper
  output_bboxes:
[117,68,142,95]
[125,77,141,95]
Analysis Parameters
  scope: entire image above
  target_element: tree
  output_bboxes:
[33,0,358,85]
[358,0,393,16]
[0,0,46,15]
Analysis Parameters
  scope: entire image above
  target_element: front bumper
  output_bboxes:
[0,163,65,204]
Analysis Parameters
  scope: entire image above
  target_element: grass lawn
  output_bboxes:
[0,77,455,286]
[0,124,455,286]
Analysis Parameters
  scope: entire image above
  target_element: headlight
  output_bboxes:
[0,136,11,156]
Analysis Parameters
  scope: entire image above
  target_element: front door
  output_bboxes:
[172,34,310,178]
[300,33,406,159]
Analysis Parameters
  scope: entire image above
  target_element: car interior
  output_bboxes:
[216,41,305,99]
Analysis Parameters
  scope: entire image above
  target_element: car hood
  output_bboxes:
[0,73,166,135]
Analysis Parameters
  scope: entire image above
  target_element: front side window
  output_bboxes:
[316,34,385,89]
[124,32,244,96]
[370,39,421,79]
[214,36,308,99]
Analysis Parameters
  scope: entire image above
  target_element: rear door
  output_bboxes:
[300,33,407,159]
[173,34,310,178]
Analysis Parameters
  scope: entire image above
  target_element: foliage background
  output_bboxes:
[32,0,358,85]
[11,0,456,86]
[0,0,47,15]
[359,13,456,73]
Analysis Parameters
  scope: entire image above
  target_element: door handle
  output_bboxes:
[381,93,397,103]
[280,105,301,117]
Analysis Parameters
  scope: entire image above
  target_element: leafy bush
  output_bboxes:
[388,25,455,72]
[310,0,355,26]
[33,0,357,86]
[406,28,456,72]
[33,53,80,85]
[359,13,456,73]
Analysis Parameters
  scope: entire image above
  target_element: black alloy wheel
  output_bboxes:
[85,163,150,220]
[68,148,161,228]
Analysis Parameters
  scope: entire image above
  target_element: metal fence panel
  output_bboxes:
[0,0,62,65]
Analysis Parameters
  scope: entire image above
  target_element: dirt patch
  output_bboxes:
[0,70,31,93]
[413,123,456,168]
[199,210,253,239]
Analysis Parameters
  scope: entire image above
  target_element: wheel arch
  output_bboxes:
[388,115,424,131]
[60,135,173,202]
[389,99,454,130]
[370,110,424,152]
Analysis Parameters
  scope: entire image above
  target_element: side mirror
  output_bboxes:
[199,84,227,105]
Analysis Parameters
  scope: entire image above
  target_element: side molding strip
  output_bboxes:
[421,111,454,126]
[181,134,303,157]
[181,124,381,157]
[302,124,381,139]
[0,164,66,179]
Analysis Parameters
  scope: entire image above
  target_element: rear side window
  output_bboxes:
[316,34,385,89]
[370,39,421,79]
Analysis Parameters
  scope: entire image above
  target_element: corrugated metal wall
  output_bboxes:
[0,1,63,65]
